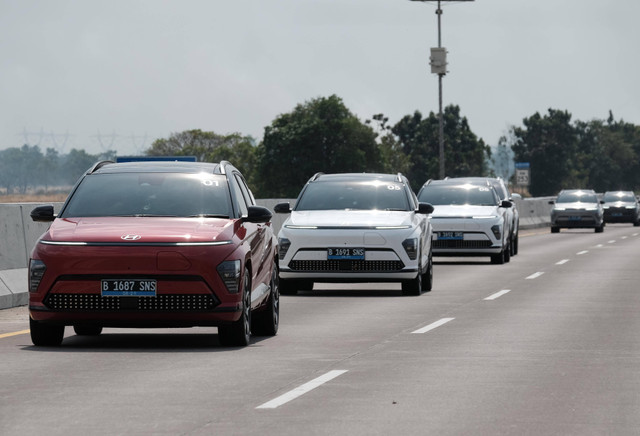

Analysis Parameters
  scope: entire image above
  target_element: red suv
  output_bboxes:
[28,160,279,347]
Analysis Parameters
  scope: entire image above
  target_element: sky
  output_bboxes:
[1,0,639,156]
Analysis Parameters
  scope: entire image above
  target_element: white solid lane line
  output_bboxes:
[484,290,511,301]
[556,259,570,265]
[256,370,348,409]
[526,272,544,280]
[411,317,455,334]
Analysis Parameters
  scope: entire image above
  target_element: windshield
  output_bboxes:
[61,172,232,218]
[556,192,598,203]
[295,180,410,211]
[603,192,636,202]
[418,184,498,206]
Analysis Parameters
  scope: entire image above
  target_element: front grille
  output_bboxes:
[44,293,219,311]
[433,240,493,249]
[288,260,404,272]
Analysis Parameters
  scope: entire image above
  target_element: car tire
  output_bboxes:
[595,223,604,233]
[504,240,511,263]
[218,268,251,347]
[551,226,560,233]
[422,252,433,292]
[73,325,103,336]
[634,220,640,227]
[251,262,279,337]
[491,250,505,265]
[402,251,424,296]
[512,233,519,255]
[30,317,64,346]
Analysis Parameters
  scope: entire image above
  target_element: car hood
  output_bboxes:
[43,217,236,243]
[430,205,500,218]
[286,210,415,228]
[554,202,600,210]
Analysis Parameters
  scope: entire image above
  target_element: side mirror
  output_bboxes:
[274,202,291,214]
[31,205,56,222]
[417,202,434,214]
[548,200,555,205]
[245,206,272,223]
[500,200,512,208]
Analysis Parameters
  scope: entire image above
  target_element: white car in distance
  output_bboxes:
[274,173,434,296]
[417,180,513,264]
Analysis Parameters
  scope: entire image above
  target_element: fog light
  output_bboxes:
[29,259,46,293]
[402,238,418,260]
[278,238,291,260]
[491,225,502,240]
[217,260,241,293]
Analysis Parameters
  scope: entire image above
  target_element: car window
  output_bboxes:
[418,184,498,206]
[296,180,411,211]
[557,192,598,203]
[603,192,636,202]
[229,174,249,217]
[61,173,232,218]
[234,173,256,206]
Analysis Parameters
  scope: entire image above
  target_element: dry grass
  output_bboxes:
[0,193,69,203]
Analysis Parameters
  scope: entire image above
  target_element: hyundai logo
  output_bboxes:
[121,234,142,241]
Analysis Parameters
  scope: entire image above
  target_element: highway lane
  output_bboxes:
[1,224,639,435]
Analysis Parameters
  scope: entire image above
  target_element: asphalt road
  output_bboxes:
[1,225,639,435]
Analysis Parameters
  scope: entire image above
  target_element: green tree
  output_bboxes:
[255,95,380,197]
[60,149,101,185]
[511,109,577,196]
[145,130,257,181]
[392,105,491,191]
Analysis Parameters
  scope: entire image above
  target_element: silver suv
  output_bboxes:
[549,189,604,233]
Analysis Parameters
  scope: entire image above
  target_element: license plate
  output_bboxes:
[569,216,582,221]
[612,213,623,217]
[327,247,365,260]
[101,279,157,297]
[437,231,463,240]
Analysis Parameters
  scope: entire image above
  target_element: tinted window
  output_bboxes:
[418,184,498,206]
[557,192,598,203]
[296,180,410,211]
[62,173,232,218]
[603,192,636,202]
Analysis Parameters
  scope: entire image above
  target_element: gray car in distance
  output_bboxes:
[602,191,640,226]
[549,189,604,233]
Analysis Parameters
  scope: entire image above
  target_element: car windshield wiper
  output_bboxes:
[385,208,408,211]
[131,214,179,217]
[187,214,230,218]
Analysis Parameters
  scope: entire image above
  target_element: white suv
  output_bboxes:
[417,179,513,264]
[274,173,434,296]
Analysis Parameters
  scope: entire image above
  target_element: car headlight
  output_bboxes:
[217,260,241,293]
[29,259,46,293]
[553,207,566,211]
[278,238,291,260]
[402,238,418,260]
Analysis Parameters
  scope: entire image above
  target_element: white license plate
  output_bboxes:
[101,279,157,297]
[438,231,463,240]
[327,247,365,260]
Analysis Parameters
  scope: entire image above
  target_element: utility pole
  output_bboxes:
[410,0,474,179]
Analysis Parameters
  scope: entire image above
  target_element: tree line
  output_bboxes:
[2,95,639,198]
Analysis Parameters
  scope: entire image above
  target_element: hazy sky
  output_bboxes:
[2,0,638,155]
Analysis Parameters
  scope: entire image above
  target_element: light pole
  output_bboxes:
[410,0,474,179]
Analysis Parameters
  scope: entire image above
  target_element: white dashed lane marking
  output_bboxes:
[256,370,349,409]
[485,290,511,301]
[526,272,544,280]
[411,317,455,334]
[556,259,569,265]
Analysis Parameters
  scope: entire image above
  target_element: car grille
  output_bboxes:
[288,260,405,272]
[433,240,493,249]
[44,293,219,311]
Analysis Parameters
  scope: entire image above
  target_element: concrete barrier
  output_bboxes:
[0,197,550,309]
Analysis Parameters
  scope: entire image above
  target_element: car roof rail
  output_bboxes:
[310,172,324,182]
[88,160,115,174]
[219,160,233,175]
[396,173,404,182]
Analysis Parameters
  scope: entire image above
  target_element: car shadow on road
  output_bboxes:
[21,331,272,351]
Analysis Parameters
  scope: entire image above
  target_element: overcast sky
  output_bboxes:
[1,0,639,156]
